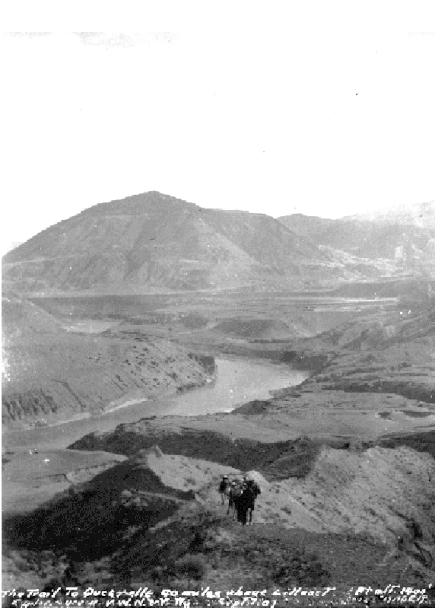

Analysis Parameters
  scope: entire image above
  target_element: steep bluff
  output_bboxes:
[283,303,435,405]
[2,295,215,428]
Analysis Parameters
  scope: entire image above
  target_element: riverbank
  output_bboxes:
[4,295,435,592]
[2,357,305,453]
[2,294,218,430]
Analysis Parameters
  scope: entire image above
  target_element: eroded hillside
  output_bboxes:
[2,294,215,428]
[290,303,435,405]
[5,440,434,593]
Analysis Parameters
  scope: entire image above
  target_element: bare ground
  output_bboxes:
[3,289,435,594]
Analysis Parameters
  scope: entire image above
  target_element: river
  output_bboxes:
[3,357,308,452]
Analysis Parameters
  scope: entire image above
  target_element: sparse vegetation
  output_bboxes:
[3,237,435,596]
[272,549,330,587]
[175,554,207,580]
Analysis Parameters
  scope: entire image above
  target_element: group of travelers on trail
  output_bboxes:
[218,474,261,526]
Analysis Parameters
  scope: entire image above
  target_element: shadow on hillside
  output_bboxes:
[3,487,179,562]
[379,429,435,460]
[71,432,322,480]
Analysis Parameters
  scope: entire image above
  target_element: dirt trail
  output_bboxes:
[113,442,435,587]
[132,444,435,549]
[5,441,435,591]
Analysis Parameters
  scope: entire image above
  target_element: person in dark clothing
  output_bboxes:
[218,475,230,505]
[227,481,238,519]
[244,479,261,524]
[235,483,249,525]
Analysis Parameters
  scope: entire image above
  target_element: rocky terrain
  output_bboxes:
[2,293,215,428]
[4,440,435,596]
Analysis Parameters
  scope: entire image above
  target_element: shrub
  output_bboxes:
[175,554,207,580]
[272,549,330,587]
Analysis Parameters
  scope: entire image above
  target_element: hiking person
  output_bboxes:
[235,483,249,525]
[218,475,230,505]
[227,481,239,519]
[250,478,261,499]
[244,478,261,525]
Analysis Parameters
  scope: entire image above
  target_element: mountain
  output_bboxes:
[279,211,435,276]
[344,200,435,230]
[275,214,338,241]
[5,192,435,293]
[3,191,389,295]
[324,222,434,262]
[2,192,325,294]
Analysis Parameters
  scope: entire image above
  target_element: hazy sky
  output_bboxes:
[1,31,435,249]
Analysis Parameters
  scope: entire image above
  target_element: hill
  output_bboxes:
[210,318,294,340]
[6,440,433,592]
[291,303,435,405]
[276,213,338,240]
[2,293,215,428]
[2,291,64,338]
[345,200,435,230]
[278,212,435,276]
[3,191,342,294]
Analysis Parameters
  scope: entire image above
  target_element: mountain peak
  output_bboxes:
[86,191,200,215]
[3,193,330,293]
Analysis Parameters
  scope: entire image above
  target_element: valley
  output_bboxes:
[2,195,435,602]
